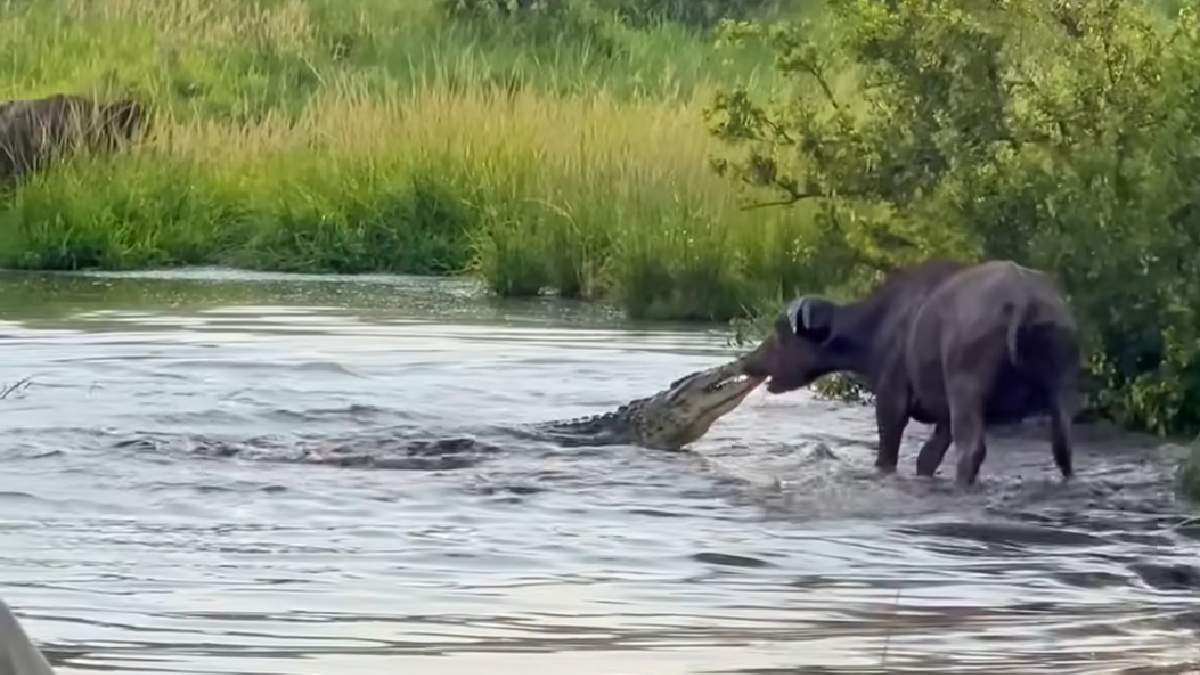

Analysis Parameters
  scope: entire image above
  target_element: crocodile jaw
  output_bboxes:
[634,365,764,450]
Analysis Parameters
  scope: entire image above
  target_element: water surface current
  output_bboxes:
[0,269,1195,674]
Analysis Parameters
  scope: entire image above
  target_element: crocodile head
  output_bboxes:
[629,360,765,450]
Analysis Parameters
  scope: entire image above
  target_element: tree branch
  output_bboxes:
[738,183,866,211]
[804,63,842,112]
[763,117,795,145]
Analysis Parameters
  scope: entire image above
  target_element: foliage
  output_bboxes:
[708,0,1200,436]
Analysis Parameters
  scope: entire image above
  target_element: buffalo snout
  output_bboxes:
[736,319,832,394]
[737,334,776,380]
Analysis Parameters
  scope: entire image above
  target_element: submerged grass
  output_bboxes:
[0,0,811,320]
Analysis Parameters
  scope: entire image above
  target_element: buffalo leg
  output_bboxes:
[947,377,987,487]
[874,389,909,474]
[1049,391,1074,480]
[968,438,989,483]
[915,423,951,477]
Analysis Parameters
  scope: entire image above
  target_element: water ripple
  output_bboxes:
[0,270,1194,675]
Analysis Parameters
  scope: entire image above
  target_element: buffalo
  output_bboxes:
[0,93,147,186]
[738,259,1082,486]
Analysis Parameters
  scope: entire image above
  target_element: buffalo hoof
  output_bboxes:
[915,462,939,478]
[954,477,983,491]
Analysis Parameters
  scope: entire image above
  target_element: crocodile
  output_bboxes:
[120,359,765,468]
[517,358,765,450]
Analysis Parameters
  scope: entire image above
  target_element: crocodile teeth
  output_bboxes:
[707,373,752,392]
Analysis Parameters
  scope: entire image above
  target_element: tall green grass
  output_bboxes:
[0,0,814,321]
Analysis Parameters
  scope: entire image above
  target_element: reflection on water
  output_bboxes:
[0,269,1196,675]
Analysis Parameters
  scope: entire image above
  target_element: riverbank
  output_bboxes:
[0,0,819,321]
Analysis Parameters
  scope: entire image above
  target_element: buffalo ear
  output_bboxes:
[784,296,836,344]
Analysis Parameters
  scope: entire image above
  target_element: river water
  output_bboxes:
[0,269,1196,675]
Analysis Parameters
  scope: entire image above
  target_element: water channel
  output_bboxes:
[0,269,1195,674]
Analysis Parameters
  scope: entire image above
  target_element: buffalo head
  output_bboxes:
[737,296,850,394]
[93,98,148,150]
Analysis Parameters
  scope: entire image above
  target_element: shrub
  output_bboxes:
[709,0,1200,436]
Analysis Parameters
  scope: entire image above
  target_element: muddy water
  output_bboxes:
[0,269,1196,675]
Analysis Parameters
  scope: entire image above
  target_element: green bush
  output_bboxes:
[709,0,1200,436]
